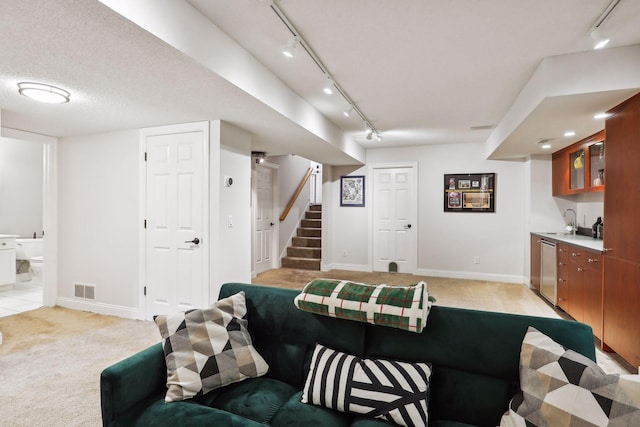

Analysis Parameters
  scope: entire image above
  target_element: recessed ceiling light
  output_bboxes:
[18,82,70,104]
[594,112,612,119]
[541,144,552,149]
[564,131,576,137]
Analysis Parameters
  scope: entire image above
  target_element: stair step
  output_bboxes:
[288,246,321,258]
[298,227,321,238]
[310,204,322,212]
[281,256,320,270]
[301,219,321,228]
[305,211,321,220]
[292,236,321,248]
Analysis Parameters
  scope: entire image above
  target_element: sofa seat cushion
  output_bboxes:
[108,395,264,427]
[351,419,478,427]
[270,391,353,427]
[198,377,298,424]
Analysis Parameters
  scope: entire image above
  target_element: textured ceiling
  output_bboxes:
[1,0,640,162]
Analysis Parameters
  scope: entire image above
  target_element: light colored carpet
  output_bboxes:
[0,307,158,427]
[0,269,633,426]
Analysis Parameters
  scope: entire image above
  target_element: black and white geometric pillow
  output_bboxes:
[154,291,269,402]
[302,344,432,427]
[500,327,640,427]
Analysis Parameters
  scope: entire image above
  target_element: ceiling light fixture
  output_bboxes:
[343,106,353,118]
[282,36,299,58]
[589,0,622,50]
[541,144,552,150]
[564,131,576,137]
[17,82,70,104]
[594,112,612,119]
[251,151,267,164]
[271,3,380,140]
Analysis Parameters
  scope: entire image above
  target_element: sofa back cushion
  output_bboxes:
[364,305,596,427]
[219,283,366,390]
[219,283,596,427]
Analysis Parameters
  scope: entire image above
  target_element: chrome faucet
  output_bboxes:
[564,209,577,235]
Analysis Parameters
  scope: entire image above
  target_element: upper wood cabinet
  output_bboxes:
[552,130,605,197]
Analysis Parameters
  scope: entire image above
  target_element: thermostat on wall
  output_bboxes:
[224,176,233,187]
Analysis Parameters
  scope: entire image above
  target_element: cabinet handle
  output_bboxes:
[536,240,541,243]
[577,267,583,272]
[603,248,613,253]
[558,278,564,282]
[588,258,598,263]
[559,262,564,266]
[571,252,580,257]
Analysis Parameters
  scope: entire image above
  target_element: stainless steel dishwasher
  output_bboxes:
[540,240,557,305]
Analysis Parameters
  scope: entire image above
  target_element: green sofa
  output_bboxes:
[101,282,596,427]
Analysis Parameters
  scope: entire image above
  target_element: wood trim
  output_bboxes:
[608,91,640,116]
[279,167,313,222]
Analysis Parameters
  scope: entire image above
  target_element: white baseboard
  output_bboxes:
[322,263,372,272]
[56,297,142,319]
[415,268,525,285]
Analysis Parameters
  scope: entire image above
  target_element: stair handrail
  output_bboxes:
[280,167,314,222]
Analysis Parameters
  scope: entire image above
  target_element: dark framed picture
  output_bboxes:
[444,173,495,212]
[340,175,365,207]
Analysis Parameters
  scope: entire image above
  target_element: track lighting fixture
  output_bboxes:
[271,3,381,141]
[588,0,622,50]
[375,133,382,142]
[282,36,299,58]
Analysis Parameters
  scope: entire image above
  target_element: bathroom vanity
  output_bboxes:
[0,234,17,291]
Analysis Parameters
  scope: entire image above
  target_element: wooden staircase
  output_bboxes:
[281,205,321,270]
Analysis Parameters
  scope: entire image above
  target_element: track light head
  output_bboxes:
[590,27,610,50]
[323,76,334,95]
[282,36,299,58]
[251,151,267,164]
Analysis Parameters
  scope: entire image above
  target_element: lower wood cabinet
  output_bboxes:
[567,248,602,340]
[603,256,640,369]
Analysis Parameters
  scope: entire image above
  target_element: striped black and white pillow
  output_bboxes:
[302,344,432,427]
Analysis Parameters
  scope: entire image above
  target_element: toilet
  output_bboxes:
[29,255,44,283]
[15,238,44,284]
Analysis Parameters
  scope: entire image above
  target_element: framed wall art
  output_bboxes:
[444,173,495,212]
[340,175,365,207]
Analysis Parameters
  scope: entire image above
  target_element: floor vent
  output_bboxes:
[74,283,95,300]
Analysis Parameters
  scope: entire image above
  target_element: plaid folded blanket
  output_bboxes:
[293,279,433,333]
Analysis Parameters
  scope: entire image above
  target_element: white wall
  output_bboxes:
[325,142,529,283]
[268,155,313,258]
[211,121,252,297]
[57,130,140,312]
[0,137,44,237]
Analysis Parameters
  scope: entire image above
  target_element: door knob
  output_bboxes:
[405,224,412,229]
[185,237,200,245]
[270,222,274,226]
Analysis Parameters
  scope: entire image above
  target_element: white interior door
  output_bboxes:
[144,129,207,317]
[373,166,417,273]
[254,165,275,275]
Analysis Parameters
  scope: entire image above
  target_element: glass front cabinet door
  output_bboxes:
[569,148,585,191]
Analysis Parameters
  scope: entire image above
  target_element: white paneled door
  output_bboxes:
[373,166,417,273]
[253,165,275,275]
[144,127,208,318]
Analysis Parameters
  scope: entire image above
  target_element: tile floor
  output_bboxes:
[0,281,43,318]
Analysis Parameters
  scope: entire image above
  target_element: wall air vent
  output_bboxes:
[74,283,96,300]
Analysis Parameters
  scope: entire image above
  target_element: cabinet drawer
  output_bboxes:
[0,238,16,250]
[558,244,570,262]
